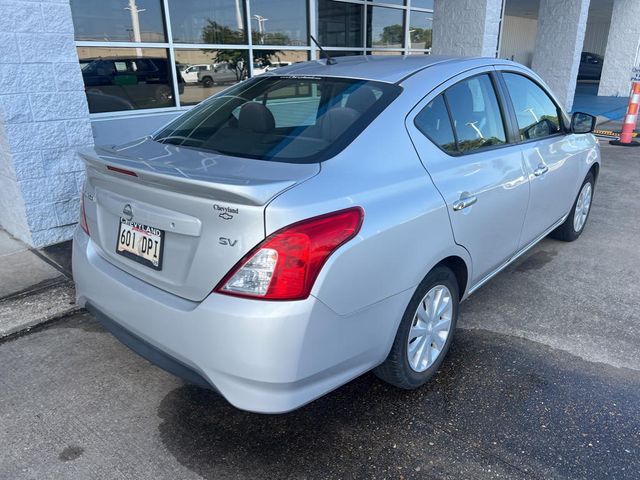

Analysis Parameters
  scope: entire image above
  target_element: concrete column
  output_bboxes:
[431,0,503,57]
[598,0,640,97]
[531,0,590,112]
[0,0,93,247]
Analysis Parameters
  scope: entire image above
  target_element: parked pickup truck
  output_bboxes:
[198,63,240,87]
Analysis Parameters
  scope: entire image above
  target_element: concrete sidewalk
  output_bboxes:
[0,230,78,338]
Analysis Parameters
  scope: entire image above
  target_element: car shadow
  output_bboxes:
[156,329,640,480]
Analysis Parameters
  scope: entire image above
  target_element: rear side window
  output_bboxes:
[414,95,457,154]
[154,76,401,163]
[444,74,507,153]
[502,73,562,141]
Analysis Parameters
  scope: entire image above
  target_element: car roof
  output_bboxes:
[269,55,517,84]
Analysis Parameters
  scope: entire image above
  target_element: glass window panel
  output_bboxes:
[78,47,178,113]
[70,0,165,42]
[409,10,432,50]
[414,95,457,154]
[367,6,404,48]
[253,50,309,74]
[502,73,562,140]
[411,0,434,9]
[174,49,249,105]
[318,0,364,48]
[249,0,308,46]
[316,50,364,59]
[169,0,247,44]
[367,50,404,55]
[445,74,507,153]
[367,0,404,5]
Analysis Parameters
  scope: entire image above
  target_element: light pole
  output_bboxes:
[253,14,269,44]
[125,0,146,56]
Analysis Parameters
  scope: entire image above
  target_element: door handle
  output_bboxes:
[452,195,478,211]
[533,164,549,176]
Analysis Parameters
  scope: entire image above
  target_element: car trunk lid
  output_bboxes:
[79,138,319,301]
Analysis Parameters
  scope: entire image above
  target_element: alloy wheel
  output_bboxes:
[407,285,453,372]
[573,182,592,233]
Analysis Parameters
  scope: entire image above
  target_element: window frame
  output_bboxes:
[413,71,515,158]
[495,70,570,145]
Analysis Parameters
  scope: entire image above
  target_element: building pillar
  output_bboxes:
[0,0,93,247]
[531,0,590,112]
[598,0,640,97]
[431,0,503,57]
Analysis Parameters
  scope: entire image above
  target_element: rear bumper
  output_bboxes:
[72,229,410,413]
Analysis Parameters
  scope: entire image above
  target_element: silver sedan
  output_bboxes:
[73,55,600,413]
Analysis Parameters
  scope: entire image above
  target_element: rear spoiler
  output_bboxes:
[78,147,306,206]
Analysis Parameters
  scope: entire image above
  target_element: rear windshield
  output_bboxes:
[154,76,401,163]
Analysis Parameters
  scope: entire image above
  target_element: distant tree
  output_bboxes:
[409,27,433,49]
[201,19,245,44]
[380,24,403,46]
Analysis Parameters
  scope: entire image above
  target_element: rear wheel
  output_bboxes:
[202,76,214,88]
[549,172,594,242]
[374,266,459,389]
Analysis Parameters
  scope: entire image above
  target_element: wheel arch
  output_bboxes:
[433,255,469,300]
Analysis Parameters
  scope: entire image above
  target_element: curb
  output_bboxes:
[0,280,80,341]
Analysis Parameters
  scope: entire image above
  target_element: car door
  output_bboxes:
[497,70,581,249]
[406,70,530,285]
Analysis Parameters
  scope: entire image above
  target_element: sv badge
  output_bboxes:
[219,237,238,247]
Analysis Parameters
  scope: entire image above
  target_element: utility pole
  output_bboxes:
[253,14,268,44]
[125,0,146,57]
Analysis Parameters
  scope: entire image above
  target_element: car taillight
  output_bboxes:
[215,207,364,301]
[80,194,90,236]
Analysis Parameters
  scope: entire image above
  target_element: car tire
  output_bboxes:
[202,77,214,88]
[549,172,595,242]
[374,266,459,390]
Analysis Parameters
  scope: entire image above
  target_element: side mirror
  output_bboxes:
[571,112,596,134]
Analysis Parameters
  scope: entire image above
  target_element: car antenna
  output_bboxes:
[310,35,336,65]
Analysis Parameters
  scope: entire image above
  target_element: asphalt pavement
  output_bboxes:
[0,143,638,480]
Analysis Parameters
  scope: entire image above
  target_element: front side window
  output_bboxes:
[155,76,401,163]
[502,73,562,141]
[444,74,507,153]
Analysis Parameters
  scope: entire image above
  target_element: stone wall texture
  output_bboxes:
[531,0,590,112]
[432,0,502,57]
[0,0,93,247]
[598,0,640,97]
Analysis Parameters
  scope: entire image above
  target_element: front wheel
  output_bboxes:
[374,266,459,389]
[549,172,594,242]
[201,77,214,88]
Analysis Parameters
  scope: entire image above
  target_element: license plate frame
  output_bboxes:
[116,217,165,271]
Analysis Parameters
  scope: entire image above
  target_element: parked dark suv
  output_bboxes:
[80,57,184,113]
[577,52,604,81]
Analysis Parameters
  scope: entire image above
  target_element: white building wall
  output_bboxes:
[432,0,503,57]
[531,0,590,111]
[499,15,538,67]
[0,0,94,247]
[598,0,640,97]
[583,16,611,56]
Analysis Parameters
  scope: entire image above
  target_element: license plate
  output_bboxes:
[116,218,164,270]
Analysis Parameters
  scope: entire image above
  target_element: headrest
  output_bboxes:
[345,86,377,113]
[239,102,275,133]
[321,107,360,142]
